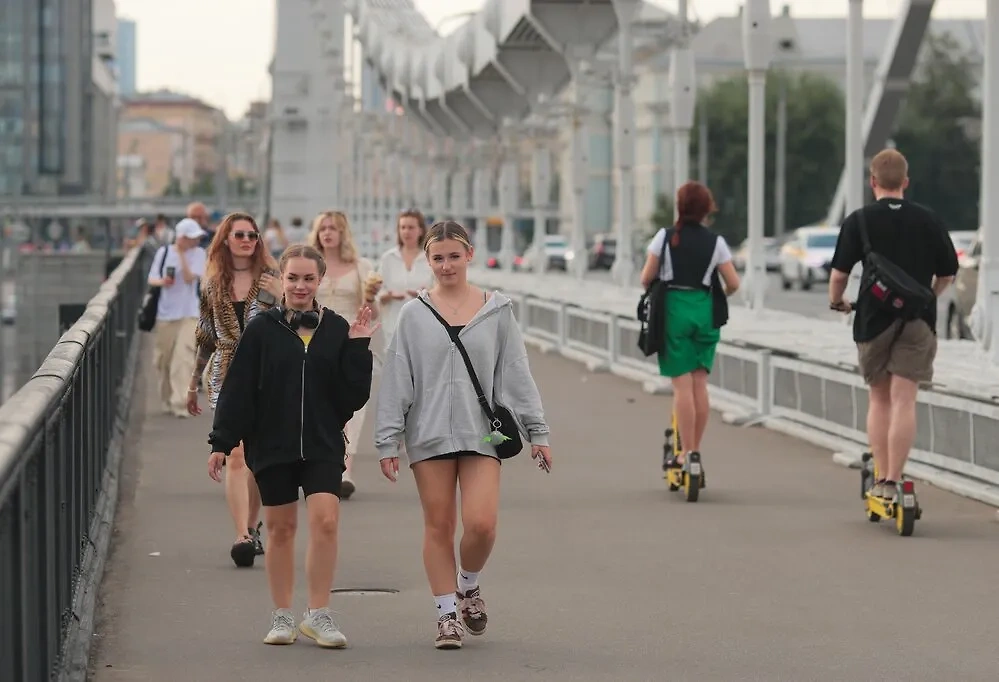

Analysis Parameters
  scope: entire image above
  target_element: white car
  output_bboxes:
[779,226,841,291]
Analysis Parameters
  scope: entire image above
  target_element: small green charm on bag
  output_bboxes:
[482,429,511,445]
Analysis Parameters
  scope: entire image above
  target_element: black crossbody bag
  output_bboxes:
[637,227,672,356]
[419,299,524,459]
[137,245,168,332]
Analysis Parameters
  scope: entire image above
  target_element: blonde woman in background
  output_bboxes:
[378,209,434,344]
[309,211,382,499]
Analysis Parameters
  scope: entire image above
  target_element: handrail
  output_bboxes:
[0,245,151,682]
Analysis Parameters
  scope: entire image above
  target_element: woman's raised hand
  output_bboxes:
[348,305,381,339]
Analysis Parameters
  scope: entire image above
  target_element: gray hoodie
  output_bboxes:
[374,290,550,464]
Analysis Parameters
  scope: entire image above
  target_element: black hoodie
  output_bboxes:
[208,305,373,474]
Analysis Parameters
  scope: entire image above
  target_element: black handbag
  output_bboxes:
[856,208,934,321]
[419,298,524,459]
[637,227,672,356]
[137,245,167,332]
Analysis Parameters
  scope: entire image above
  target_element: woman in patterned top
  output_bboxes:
[188,212,282,568]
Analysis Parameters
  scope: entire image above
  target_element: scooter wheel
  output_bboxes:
[867,511,881,523]
[896,504,916,536]
[684,474,700,502]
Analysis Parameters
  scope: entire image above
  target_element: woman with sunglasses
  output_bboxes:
[208,244,376,648]
[189,212,282,568]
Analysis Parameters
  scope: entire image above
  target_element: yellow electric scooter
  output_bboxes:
[663,410,704,502]
[859,451,922,536]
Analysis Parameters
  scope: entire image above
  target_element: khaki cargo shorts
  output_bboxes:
[857,319,936,386]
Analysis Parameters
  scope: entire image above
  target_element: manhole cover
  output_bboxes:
[331,588,399,595]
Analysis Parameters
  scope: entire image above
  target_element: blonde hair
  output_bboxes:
[278,244,327,277]
[870,149,908,192]
[423,220,473,254]
[203,212,276,307]
[308,210,357,262]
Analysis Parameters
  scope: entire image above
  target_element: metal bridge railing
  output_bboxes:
[0,246,151,682]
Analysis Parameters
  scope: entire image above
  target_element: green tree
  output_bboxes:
[162,176,183,197]
[892,31,981,229]
[690,70,845,245]
[189,174,216,196]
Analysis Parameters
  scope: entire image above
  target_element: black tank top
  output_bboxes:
[665,223,722,292]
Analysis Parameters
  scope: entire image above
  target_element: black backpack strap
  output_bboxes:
[156,245,168,277]
[855,207,872,257]
[418,298,500,429]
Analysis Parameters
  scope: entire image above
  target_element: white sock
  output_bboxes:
[434,593,457,619]
[457,567,480,594]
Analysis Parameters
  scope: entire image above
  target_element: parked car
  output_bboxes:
[588,234,616,270]
[732,237,782,272]
[947,229,982,340]
[519,234,571,272]
[778,226,840,290]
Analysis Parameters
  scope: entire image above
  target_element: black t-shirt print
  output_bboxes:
[830,198,959,343]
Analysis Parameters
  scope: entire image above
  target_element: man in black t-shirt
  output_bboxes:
[828,149,959,500]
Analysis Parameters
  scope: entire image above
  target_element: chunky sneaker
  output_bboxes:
[263,609,296,645]
[435,612,463,649]
[340,475,356,501]
[869,480,887,499]
[457,587,488,636]
[230,537,255,568]
[249,522,265,556]
[299,607,347,648]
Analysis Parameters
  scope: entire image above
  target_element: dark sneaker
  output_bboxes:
[249,522,265,556]
[231,537,255,568]
[435,612,463,649]
[457,587,488,636]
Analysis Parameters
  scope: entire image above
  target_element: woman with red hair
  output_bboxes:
[640,181,740,470]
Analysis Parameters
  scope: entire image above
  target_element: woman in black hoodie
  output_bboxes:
[207,244,376,649]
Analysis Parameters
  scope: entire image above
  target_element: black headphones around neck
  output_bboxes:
[278,302,321,331]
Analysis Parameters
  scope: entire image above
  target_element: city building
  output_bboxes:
[118,90,225,196]
[117,18,137,97]
[230,100,268,197]
[0,0,120,198]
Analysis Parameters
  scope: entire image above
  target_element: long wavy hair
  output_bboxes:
[204,212,276,306]
[307,210,358,263]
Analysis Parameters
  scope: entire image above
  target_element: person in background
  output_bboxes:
[309,211,382,499]
[264,218,289,259]
[189,212,282,568]
[378,209,434,344]
[285,216,308,245]
[639,181,740,471]
[148,218,207,418]
[207,245,376,648]
[374,220,551,650]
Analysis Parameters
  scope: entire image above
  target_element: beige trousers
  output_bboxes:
[154,317,198,416]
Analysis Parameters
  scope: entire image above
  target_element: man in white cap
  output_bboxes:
[147,218,208,417]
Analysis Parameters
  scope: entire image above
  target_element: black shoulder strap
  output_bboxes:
[156,245,168,276]
[654,227,672,281]
[418,297,499,427]
[855,207,872,257]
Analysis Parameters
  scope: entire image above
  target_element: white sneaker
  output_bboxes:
[299,607,348,648]
[263,609,296,645]
[340,474,356,500]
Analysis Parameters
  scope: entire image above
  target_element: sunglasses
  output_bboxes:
[232,231,259,241]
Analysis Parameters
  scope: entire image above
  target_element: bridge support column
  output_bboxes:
[669,0,695,200]
[567,47,595,280]
[846,0,865,215]
[611,0,641,287]
[472,163,490,255]
[742,0,773,311]
[980,0,999,362]
[530,140,553,275]
[499,141,518,273]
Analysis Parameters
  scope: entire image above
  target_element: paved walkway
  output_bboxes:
[90,339,999,681]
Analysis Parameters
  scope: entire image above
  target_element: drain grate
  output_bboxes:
[331,588,400,596]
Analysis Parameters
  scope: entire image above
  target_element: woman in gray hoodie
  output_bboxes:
[374,220,552,650]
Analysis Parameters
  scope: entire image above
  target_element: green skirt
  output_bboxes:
[657,289,721,378]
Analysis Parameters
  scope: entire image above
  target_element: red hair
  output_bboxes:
[671,181,718,247]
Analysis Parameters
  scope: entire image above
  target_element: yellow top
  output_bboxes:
[300,334,313,349]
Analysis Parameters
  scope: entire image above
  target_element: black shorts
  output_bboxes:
[424,451,501,465]
[253,459,343,507]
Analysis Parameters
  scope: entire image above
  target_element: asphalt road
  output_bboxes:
[87,337,999,681]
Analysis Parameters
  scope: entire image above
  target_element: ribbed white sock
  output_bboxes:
[434,593,457,619]
[457,567,480,594]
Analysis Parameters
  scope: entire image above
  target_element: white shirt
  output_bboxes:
[377,247,435,342]
[149,245,206,320]
[646,227,733,285]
